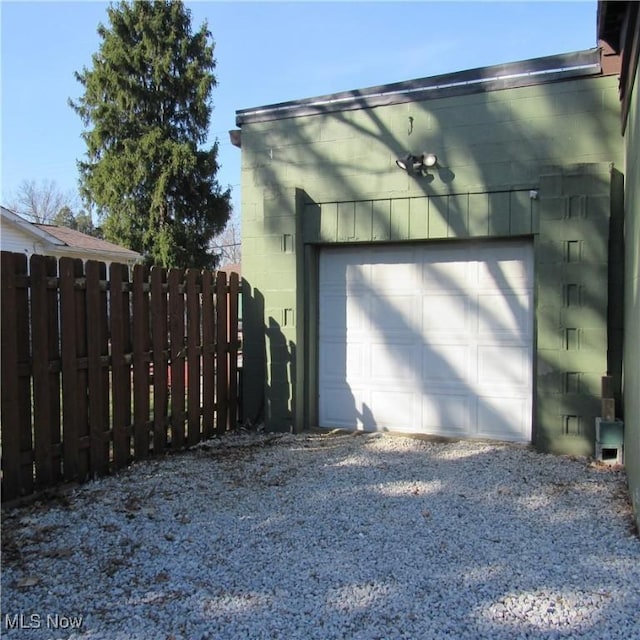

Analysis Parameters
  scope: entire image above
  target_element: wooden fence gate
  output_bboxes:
[1,251,241,502]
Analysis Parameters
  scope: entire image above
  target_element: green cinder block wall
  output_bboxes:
[239,72,624,456]
[623,61,640,531]
[536,165,619,455]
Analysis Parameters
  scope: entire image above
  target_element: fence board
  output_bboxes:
[186,269,201,446]
[201,271,215,438]
[228,272,240,430]
[151,267,168,454]
[86,261,109,476]
[16,256,34,495]
[132,265,150,458]
[46,256,62,484]
[110,262,131,469]
[74,258,90,481]
[0,251,240,501]
[169,268,185,448]
[60,258,81,481]
[216,271,228,434]
[1,253,23,500]
[31,255,55,487]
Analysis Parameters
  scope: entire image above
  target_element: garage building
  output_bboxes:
[235,46,625,457]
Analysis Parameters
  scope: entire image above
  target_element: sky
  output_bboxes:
[1,1,599,224]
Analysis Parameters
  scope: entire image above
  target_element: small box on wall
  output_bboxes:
[595,417,624,465]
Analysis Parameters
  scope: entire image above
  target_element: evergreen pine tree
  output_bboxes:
[70,0,230,268]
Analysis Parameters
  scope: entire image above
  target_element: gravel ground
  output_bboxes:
[2,431,639,640]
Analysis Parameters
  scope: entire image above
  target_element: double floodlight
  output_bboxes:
[395,152,438,176]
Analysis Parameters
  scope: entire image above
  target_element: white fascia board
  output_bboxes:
[0,207,66,246]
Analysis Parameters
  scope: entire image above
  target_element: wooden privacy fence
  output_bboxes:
[1,251,241,502]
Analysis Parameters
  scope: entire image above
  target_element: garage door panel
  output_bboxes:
[422,393,472,434]
[369,342,417,383]
[478,345,530,387]
[371,295,416,334]
[422,255,471,291]
[370,390,416,431]
[423,294,471,332]
[422,344,469,384]
[320,341,366,381]
[317,293,369,336]
[320,386,360,428]
[477,292,531,339]
[477,396,529,440]
[318,240,533,442]
[346,263,372,289]
[319,251,350,285]
[319,294,347,336]
[478,244,532,291]
[321,257,370,289]
[319,341,347,380]
[346,295,369,333]
[371,259,416,292]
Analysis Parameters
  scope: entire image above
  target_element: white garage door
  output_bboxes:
[318,240,534,442]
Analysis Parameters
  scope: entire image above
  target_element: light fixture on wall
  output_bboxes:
[396,152,438,176]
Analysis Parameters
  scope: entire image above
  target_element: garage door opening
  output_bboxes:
[318,240,534,442]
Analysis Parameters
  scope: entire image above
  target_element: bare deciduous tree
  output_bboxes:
[211,214,242,267]
[9,179,75,224]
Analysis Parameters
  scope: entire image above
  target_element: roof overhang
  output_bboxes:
[598,1,628,52]
[1,206,66,246]
[44,245,141,264]
[597,0,639,132]
[236,49,602,126]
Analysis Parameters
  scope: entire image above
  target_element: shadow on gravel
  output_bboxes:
[176,432,640,638]
[1,432,638,640]
[239,433,638,637]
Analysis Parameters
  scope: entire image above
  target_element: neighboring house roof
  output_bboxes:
[1,205,141,264]
[1,205,66,246]
[35,223,140,260]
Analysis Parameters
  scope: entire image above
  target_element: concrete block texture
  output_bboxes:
[535,166,614,455]
[623,64,640,532]
[239,71,623,458]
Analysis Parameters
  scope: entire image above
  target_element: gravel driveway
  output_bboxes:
[2,431,639,640]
